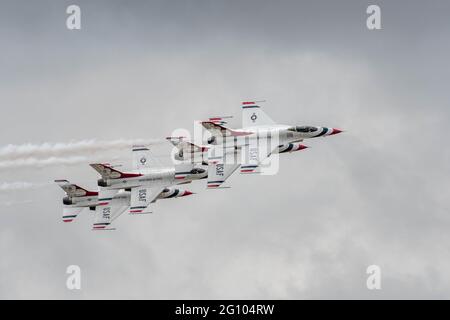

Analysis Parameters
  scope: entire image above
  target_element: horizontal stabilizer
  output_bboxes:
[62,207,83,223]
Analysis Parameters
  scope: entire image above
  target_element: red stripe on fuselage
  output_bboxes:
[118,173,143,178]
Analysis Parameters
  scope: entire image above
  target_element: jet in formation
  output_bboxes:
[56,146,206,230]
[172,101,342,189]
[56,101,342,230]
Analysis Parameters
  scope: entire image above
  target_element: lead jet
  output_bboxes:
[201,101,342,188]
[55,179,194,228]
[89,146,206,229]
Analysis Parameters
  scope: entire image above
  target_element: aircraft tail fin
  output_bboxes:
[241,101,276,128]
[166,137,209,153]
[201,121,252,137]
[54,180,98,197]
[89,163,142,179]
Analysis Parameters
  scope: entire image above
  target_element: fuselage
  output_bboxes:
[208,124,341,150]
[63,187,193,208]
[97,166,207,189]
[63,191,128,208]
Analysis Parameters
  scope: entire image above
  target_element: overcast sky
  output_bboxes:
[1,0,449,299]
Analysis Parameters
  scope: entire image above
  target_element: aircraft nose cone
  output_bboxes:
[329,128,342,135]
[182,191,194,196]
[297,144,308,150]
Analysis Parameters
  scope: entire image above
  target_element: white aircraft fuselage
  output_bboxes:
[62,187,192,208]
[94,165,207,190]
[208,124,341,154]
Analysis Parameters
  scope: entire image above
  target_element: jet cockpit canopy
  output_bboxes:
[288,126,318,133]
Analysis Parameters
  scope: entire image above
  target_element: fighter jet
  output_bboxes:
[55,179,194,228]
[55,179,128,224]
[89,145,206,229]
[200,101,342,188]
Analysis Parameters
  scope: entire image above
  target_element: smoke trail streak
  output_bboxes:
[0,200,33,207]
[0,139,161,160]
[0,181,48,191]
[0,182,43,206]
[0,156,88,169]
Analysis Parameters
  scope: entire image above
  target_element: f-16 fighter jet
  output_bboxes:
[55,179,194,228]
[55,179,128,224]
[89,146,206,229]
[200,101,342,189]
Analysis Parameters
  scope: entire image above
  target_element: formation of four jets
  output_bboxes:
[56,101,342,230]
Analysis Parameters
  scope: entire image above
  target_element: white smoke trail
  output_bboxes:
[0,181,48,191]
[0,156,88,169]
[0,182,43,206]
[0,139,160,161]
[1,200,33,207]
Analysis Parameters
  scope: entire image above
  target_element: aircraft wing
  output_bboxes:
[62,207,84,223]
[241,101,275,128]
[206,133,280,183]
[206,147,241,189]
[129,185,165,214]
[92,189,127,230]
[207,162,240,189]
[239,137,280,174]
[93,204,128,230]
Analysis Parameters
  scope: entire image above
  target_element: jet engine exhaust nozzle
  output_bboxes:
[97,179,108,187]
[63,197,73,205]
